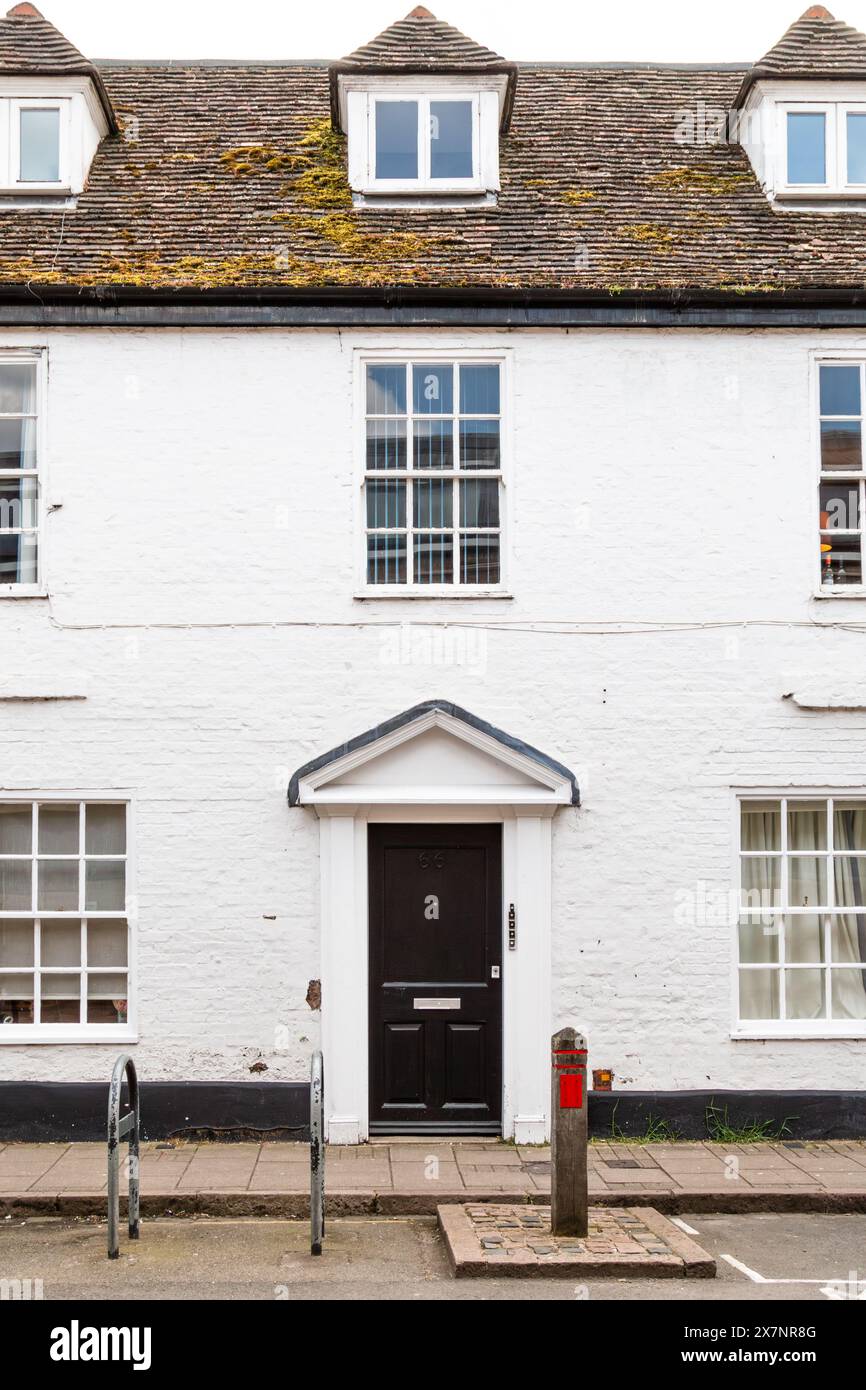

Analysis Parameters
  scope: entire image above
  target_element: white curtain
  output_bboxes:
[741,802,866,1021]
[832,805,866,1019]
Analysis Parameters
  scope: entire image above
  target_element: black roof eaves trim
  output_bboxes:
[0,63,118,133]
[287,699,580,807]
[734,64,866,109]
[4,284,866,309]
[6,287,866,328]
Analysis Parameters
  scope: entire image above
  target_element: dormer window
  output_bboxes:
[374,95,475,183]
[786,109,826,183]
[0,4,117,204]
[781,102,866,193]
[734,7,866,209]
[359,88,491,194]
[330,8,516,205]
[12,99,64,185]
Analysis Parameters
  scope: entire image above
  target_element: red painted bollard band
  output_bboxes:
[552,1048,587,1110]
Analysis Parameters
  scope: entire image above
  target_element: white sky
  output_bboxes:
[32,0,866,65]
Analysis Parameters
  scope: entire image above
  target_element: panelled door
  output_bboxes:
[368,823,502,1134]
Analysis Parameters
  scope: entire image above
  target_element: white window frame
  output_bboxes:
[0,348,46,598]
[842,103,866,188]
[732,791,866,1039]
[344,78,502,197]
[0,793,136,1043]
[778,100,866,196]
[354,347,511,599]
[779,102,833,192]
[813,353,866,597]
[7,97,69,190]
[366,92,482,193]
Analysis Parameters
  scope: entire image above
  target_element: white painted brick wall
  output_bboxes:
[2,324,866,1090]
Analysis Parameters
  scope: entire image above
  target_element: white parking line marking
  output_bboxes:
[721,1254,766,1282]
[722,1254,866,1297]
[671,1217,700,1236]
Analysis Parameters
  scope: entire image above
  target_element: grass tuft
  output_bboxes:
[705,1104,793,1144]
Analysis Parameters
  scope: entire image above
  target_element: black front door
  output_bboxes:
[368,824,502,1134]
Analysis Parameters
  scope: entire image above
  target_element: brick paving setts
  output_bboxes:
[468,1204,673,1259]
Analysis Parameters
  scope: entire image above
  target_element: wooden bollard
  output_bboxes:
[550,1027,588,1237]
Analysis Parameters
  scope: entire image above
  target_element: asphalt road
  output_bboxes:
[1,1211,865,1300]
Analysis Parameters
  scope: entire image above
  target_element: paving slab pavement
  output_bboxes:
[1,1138,866,1216]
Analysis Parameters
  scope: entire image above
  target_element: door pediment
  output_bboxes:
[289,699,579,808]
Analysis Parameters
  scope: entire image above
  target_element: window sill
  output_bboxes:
[354,587,513,601]
[353,190,497,209]
[0,181,71,192]
[0,586,47,599]
[811,587,866,599]
[776,187,866,201]
[0,1028,137,1045]
[732,1027,866,1040]
[773,194,866,215]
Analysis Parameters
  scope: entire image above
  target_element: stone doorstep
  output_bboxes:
[437,1204,716,1280]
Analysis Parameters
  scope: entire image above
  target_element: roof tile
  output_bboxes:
[340,9,508,70]
[0,9,866,298]
[0,4,116,129]
[754,6,866,76]
[0,2,93,73]
[734,6,866,105]
[0,62,862,296]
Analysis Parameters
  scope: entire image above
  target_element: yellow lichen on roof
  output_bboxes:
[619,223,679,247]
[647,165,754,195]
[220,145,302,177]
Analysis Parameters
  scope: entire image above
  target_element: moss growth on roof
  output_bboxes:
[270,119,446,268]
[284,211,440,263]
[222,121,353,210]
[286,119,353,210]
[647,165,753,195]
[220,145,302,177]
[0,244,446,290]
[562,189,596,205]
[619,222,678,248]
[719,281,781,294]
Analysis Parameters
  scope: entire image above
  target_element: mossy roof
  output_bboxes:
[2,50,866,294]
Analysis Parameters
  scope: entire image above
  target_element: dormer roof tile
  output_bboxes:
[330,8,517,131]
[735,6,866,106]
[0,3,116,130]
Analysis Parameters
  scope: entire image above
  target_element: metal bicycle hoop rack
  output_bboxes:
[107,1053,141,1260]
[310,1049,324,1256]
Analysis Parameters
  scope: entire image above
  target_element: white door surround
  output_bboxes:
[290,700,579,1145]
